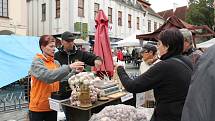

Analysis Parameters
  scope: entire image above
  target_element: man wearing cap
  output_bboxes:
[55,31,102,67]
[179,28,203,64]
[139,43,158,74]
[54,31,102,121]
[137,43,158,107]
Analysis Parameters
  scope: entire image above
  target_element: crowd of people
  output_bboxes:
[28,28,214,121]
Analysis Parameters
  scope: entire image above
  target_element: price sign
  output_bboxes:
[121,92,133,102]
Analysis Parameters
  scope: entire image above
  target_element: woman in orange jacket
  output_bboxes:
[29,35,84,121]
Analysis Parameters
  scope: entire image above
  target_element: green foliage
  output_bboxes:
[186,0,214,29]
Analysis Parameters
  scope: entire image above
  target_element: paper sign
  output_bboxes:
[49,99,62,112]
[136,92,145,107]
[48,98,69,112]
[121,92,133,102]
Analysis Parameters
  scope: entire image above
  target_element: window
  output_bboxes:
[128,14,131,28]
[108,7,112,23]
[56,0,60,18]
[137,17,140,30]
[0,0,8,17]
[159,23,162,27]
[94,3,99,19]
[42,3,46,21]
[78,0,84,17]
[142,19,145,26]
[148,20,151,32]
[118,11,122,26]
[154,22,157,31]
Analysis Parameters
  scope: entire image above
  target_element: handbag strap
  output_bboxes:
[171,58,192,72]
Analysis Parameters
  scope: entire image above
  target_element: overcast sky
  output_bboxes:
[148,0,189,12]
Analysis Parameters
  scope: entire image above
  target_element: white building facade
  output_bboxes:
[0,0,27,35]
[27,0,164,41]
[145,10,164,33]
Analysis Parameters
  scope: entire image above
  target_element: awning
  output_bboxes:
[0,35,40,88]
[136,16,215,42]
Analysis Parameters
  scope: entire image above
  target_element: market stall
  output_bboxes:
[60,92,135,121]
[89,104,154,121]
[49,72,136,121]
[115,32,141,47]
[136,15,215,47]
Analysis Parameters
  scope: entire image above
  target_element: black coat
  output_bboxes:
[117,55,192,121]
[54,46,100,98]
[54,46,99,66]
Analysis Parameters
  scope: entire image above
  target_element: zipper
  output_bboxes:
[67,54,70,64]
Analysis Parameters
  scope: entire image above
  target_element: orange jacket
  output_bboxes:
[29,54,71,112]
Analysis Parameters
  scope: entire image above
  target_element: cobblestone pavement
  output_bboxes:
[0,63,139,121]
[0,108,29,121]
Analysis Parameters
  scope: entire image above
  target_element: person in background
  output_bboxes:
[180,28,203,64]
[54,31,102,121]
[116,49,124,62]
[122,48,127,57]
[131,48,138,65]
[29,35,84,121]
[116,29,193,121]
[122,48,129,63]
[139,43,158,107]
[55,31,102,67]
[181,44,215,121]
[139,43,158,74]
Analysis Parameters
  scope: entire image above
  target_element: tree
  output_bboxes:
[186,0,214,29]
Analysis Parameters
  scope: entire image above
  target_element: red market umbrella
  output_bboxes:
[93,10,114,77]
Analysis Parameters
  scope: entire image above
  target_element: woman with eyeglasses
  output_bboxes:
[29,35,84,121]
[116,29,193,121]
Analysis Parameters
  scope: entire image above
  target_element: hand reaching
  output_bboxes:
[69,61,85,72]
[94,59,102,68]
[114,62,121,71]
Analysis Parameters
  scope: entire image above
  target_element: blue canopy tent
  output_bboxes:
[0,35,40,88]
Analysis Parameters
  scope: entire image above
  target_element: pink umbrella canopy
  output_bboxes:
[93,10,114,77]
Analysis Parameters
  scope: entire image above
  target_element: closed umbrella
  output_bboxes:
[93,10,114,77]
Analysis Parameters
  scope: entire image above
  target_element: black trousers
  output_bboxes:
[29,110,57,121]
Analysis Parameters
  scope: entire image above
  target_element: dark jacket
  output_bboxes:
[183,47,203,64]
[117,55,193,121]
[181,45,215,121]
[54,46,101,98]
[54,46,100,66]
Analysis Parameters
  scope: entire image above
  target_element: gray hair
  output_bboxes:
[179,28,193,44]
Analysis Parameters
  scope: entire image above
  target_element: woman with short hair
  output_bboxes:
[116,29,193,121]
